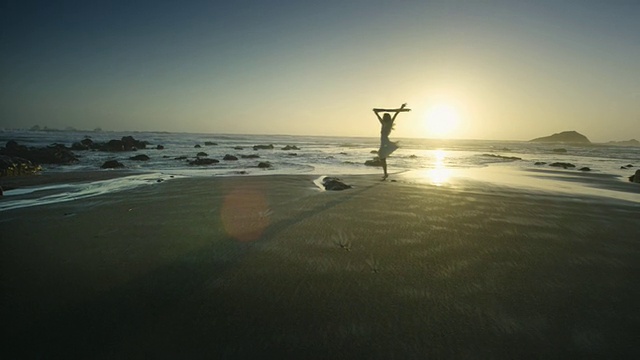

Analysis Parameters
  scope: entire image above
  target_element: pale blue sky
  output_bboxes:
[1,0,638,141]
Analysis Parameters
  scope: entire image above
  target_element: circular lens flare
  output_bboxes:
[220,187,270,242]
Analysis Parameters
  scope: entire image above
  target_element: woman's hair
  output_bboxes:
[382,113,392,123]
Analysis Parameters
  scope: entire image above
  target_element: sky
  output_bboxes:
[1,0,639,141]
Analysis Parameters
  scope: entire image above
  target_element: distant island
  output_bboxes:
[28,125,103,132]
[529,131,591,144]
[606,139,640,147]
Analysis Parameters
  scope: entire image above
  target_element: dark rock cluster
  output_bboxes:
[1,140,79,165]
[0,155,42,176]
[72,136,150,152]
[1,141,77,176]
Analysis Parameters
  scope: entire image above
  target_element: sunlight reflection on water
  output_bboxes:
[403,164,640,204]
[428,149,451,186]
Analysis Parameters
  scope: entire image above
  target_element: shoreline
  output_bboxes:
[2,164,639,206]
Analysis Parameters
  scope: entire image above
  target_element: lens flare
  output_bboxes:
[220,187,270,242]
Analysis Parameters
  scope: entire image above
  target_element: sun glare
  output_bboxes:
[424,104,460,138]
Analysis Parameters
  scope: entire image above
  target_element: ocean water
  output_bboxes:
[1,129,639,210]
[2,129,638,175]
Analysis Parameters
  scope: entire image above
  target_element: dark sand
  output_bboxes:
[1,173,639,358]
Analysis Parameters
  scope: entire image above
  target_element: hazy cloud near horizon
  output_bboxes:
[1,0,638,142]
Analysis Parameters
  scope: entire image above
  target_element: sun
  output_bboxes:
[423,103,460,138]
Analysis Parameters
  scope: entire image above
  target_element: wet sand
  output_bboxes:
[1,173,639,358]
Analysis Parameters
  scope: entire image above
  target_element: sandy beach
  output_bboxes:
[2,172,639,358]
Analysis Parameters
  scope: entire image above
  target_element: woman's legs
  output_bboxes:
[381,158,388,179]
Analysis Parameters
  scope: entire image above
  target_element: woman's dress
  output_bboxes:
[378,122,398,159]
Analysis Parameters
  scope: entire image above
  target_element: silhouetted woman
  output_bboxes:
[373,103,411,179]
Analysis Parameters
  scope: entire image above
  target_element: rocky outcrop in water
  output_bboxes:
[549,162,576,169]
[258,161,272,168]
[71,138,95,150]
[223,154,238,161]
[253,144,274,150]
[129,154,150,161]
[481,154,522,161]
[101,160,125,169]
[365,158,383,167]
[630,170,640,183]
[530,131,591,144]
[1,140,79,165]
[281,145,300,150]
[189,158,219,166]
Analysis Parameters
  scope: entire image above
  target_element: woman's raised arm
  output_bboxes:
[373,108,384,123]
[391,103,410,122]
